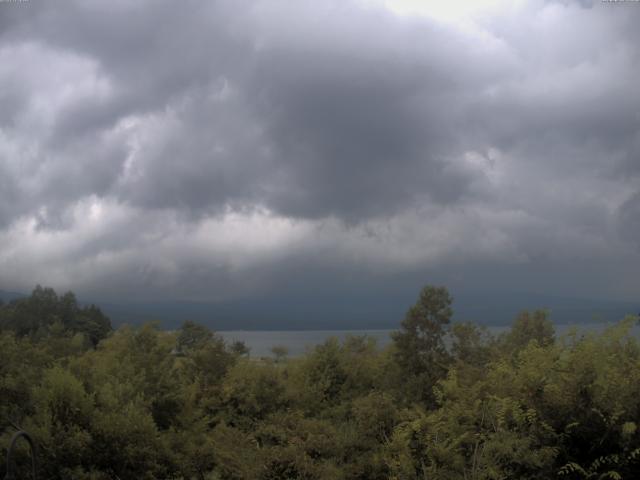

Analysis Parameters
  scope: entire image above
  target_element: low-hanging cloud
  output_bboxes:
[0,0,639,306]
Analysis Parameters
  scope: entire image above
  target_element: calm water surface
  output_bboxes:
[220,329,394,357]
[220,322,638,357]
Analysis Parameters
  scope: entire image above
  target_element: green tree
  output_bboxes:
[502,309,555,353]
[230,340,250,357]
[392,285,453,406]
[176,320,213,354]
[75,304,112,347]
[271,345,289,363]
[0,286,111,346]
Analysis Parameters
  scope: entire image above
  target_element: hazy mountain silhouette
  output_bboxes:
[3,287,634,330]
[97,291,637,331]
[0,290,26,303]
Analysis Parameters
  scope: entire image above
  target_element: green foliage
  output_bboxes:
[229,340,251,357]
[271,345,289,362]
[221,360,288,429]
[501,309,555,353]
[0,285,112,347]
[177,320,215,353]
[391,285,453,406]
[1,284,639,479]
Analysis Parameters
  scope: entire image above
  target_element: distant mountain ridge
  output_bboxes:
[2,287,635,331]
[99,291,638,331]
[0,289,26,303]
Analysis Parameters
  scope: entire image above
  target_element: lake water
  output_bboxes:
[220,329,394,357]
[219,322,638,357]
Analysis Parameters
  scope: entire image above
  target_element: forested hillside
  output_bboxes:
[1,286,639,479]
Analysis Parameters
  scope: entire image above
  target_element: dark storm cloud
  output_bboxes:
[2,1,249,134]
[0,0,639,302]
[247,45,459,219]
[0,0,506,223]
[618,191,640,248]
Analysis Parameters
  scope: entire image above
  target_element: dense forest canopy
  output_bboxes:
[1,285,639,479]
[0,285,111,347]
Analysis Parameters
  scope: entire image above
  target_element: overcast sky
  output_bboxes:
[0,0,639,311]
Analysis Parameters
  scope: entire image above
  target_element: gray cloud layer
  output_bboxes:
[1,0,639,306]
